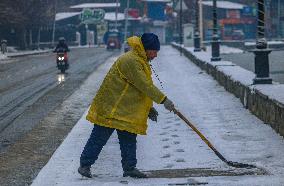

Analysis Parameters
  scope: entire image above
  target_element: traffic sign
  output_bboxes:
[80,8,105,24]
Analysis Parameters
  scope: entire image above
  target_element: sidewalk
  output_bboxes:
[31,46,284,186]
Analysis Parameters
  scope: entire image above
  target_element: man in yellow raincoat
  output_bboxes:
[78,33,175,178]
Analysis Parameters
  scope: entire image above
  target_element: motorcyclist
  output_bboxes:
[54,37,70,68]
[54,37,70,52]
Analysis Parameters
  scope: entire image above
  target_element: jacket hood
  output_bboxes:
[127,36,147,61]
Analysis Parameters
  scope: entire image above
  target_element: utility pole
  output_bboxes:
[199,0,204,49]
[123,0,129,44]
[194,0,201,52]
[278,0,281,38]
[179,0,183,56]
[115,0,119,30]
[52,0,57,47]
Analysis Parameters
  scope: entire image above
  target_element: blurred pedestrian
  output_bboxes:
[78,33,175,178]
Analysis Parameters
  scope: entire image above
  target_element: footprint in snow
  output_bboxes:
[163,145,170,149]
[164,164,174,168]
[161,154,171,158]
[159,132,167,136]
[162,126,171,129]
[161,138,170,141]
[176,149,185,152]
[166,120,173,124]
[176,158,186,162]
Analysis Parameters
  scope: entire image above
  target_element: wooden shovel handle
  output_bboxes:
[173,108,227,162]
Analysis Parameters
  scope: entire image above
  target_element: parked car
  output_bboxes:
[104,30,122,50]
[231,30,245,40]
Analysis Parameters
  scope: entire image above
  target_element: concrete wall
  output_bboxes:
[172,44,284,137]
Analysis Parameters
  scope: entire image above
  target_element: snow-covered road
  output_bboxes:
[31,46,284,186]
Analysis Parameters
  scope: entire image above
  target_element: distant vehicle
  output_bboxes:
[231,30,245,40]
[104,30,122,50]
[106,35,121,50]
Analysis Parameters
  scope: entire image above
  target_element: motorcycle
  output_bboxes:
[106,37,121,50]
[54,48,69,73]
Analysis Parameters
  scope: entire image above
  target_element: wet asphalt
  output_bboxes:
[0,47,116,152]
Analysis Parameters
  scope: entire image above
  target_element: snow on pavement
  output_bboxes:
[32,46,284,186]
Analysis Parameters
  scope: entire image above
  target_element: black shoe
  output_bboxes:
[78,166,92,178]
[123,168,147,178]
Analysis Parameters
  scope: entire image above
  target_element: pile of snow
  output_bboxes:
[104,12,125,21]
[245,41,284,46]
[70,3,120,9]
[0,53,7,60]
[220,45,243,54]
[202,1,245,9]
[56,12,81,21]
[203,45,244,54]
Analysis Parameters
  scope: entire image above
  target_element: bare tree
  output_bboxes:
[0,0,55,49]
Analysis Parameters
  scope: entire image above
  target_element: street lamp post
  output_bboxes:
[278,0,281,38]
[52,0,57,47]
[199,0,204,49]
[252,0,272,84]
[194,0,201,52]
[179,0,183,56]
[115,0,119,30]
[211,0,221,61]
[123,0,129,45]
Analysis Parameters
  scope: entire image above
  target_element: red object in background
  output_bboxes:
[219,18,255,40]
[64,53,68,61]
[220,18,254,25]
[107,37,121,50]
[226,10,240,19]
[165,5,173,14]
[128,8,140,18]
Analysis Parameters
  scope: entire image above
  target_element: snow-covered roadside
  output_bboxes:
[205,45,244,54]
[5,49,52,57]
[0,46,105,64]
[0,49,52,64]
[0,46,94,64]
[0,53,7,60]
[32,46,284,186]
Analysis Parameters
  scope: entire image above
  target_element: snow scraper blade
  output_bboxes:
[173,108,257,169]
[226,161,256,168]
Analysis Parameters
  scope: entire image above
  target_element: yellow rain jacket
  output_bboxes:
[86,36,166,135]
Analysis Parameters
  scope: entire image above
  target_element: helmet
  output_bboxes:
[59,37,66,44]
[59,37,65,41]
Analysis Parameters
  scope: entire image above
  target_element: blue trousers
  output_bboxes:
[80,124,137,171]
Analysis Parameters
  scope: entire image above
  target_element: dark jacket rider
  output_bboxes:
[54,37,70,68]
[54,37,70,53]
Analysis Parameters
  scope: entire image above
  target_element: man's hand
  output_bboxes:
[163,97,175,112]
[148,107,158,122]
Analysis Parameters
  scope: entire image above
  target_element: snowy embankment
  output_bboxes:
[206,45,244,54]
